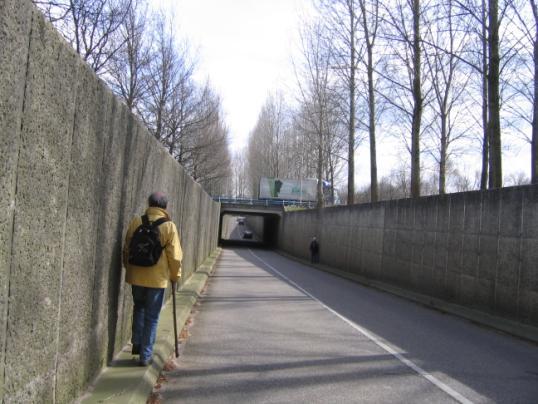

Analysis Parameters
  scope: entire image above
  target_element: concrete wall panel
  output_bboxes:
[422,232,435,270]
[195,192,204,266]
[114,116,146,358]
[111,109,140,357]
[90,96,129,369]
[519,290,538,325]
[520,238,538,293]
[4,11,79,402]
[434,228,449,272]
[0,0,33,398]
[181,179,199,278]
[447,194,465,274]
[463,192,482,233]
[481,191,500,235]
[499,188,523,237]
[495,237,521,316]
[478,235,498,281]
[397,199,413,229]
[474,278,496,311]
[522,186,538,238]
[55,63,108,403]
[384,200,398,229]
[462,234,480,277]
[459,274,476,306]
[411,229,424,266]
[436,195,450,232]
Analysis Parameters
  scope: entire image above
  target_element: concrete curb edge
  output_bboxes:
[276,250,538,345]
[78,248,221,404]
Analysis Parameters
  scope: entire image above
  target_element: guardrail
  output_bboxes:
[214,197,315,209]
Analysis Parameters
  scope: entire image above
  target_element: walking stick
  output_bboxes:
[172,281,179,357]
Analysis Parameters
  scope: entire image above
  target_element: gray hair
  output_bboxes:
[148,192,168,209]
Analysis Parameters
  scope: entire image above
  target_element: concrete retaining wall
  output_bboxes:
[0,2,219,402]
[279,186,538,329]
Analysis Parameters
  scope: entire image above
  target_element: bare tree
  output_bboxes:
[248,94,288,179]
[245,92,317,200]
[232,152,250,198]
[453,0,522,188]
[448,0,492,189]
[295,21,338,208]
[529,0,538,184]
[487,0,503,187]
[504,171,530,185]
[106,0,150,112]
[380,0,427,198]
[188,109,232,194]
[140,13,195,142]
[318,0,361,204]
[423,0,473,194]
[358,0,382,202]
[247,98,280,195]
[33,0,133,73]
[508,0,538,183]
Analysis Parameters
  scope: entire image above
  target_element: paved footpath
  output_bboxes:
[159,248,538,403]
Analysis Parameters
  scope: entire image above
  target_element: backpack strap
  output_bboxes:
[141,215,168,227]
[151,218,169,227]
[151,217,169,248]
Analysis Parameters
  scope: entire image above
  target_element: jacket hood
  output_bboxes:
[145,207,171,220]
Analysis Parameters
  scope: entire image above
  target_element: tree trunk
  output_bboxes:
[481,82,489,189]
[439,114,447,194]
[367,42,378,202]
[348,17,356,205]
[487,0,502,188]
[530,0,538,184]
[317,134,324,209]
[359,0,378,202]
[410,0,422,198]
[480,0,489,190]
[330,158,335,204]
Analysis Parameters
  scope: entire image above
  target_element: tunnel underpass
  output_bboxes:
[218,211,280,248]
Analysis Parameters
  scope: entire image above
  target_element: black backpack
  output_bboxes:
[128,215,169,267]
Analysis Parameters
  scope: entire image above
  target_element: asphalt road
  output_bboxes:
[159,248,538,403]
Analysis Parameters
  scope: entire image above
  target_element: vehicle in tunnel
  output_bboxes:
[218,211,280,248]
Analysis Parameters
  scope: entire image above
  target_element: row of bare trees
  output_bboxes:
[33,0,233,196]
[242,0,536,207]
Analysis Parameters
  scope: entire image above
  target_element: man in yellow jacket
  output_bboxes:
[123,192,182,366]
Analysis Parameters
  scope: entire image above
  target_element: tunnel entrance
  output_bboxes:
[218,212,280,248]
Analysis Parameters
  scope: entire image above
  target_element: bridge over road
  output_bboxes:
[216,197,310,248]
[159,248,538,403]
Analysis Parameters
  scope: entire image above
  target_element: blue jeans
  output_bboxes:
[131,285,165,361]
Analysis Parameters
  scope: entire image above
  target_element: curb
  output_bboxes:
[276,250,538,345]
[79,248,221,404]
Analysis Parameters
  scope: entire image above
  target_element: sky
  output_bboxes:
[149,0,531,189]
[152,0,311,151]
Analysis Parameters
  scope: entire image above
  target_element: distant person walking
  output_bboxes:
[123,192,182,366]
[309,236,320,264]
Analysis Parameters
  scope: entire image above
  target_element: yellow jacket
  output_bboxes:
[123,207,182,288]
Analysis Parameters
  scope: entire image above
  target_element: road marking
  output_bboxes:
[249,249,474,404]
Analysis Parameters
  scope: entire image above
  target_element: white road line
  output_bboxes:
[249,249,474,404]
